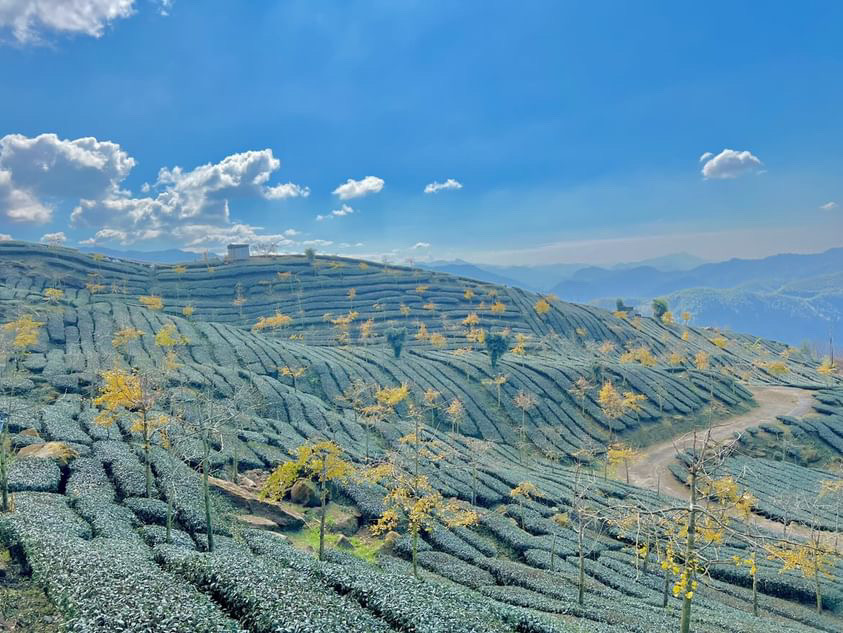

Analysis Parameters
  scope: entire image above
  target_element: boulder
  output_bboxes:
[17,441,78,465]
[328,506,360,536]
[381,530,401,555]
[20,428,40,438]
[236,514,282,531]
[335,534,354,550]
[290,479,320,507]
[208,476,305,529]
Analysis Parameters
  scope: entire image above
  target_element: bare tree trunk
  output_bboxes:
[814,545,823,614]
[680,470,697,633]
[318,460,327,561]
[143,412,152,498]
[412,528,419,578]
[203,434,214,553]
[578,521,585,606]
[0,422,9,512]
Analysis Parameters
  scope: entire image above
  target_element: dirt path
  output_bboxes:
[625,386,838,546]
[627,386,814,499]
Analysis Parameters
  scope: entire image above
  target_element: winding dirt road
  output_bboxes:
[627,386,815,500]
[625,386,843,549]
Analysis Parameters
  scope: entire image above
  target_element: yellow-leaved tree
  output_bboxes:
[93,367,164,498]
[261,440,354,560]
[510,480,539,528]
[139,295,164,311]
[514,390,537,464]
[2,315,45,370]
[364,460,476,578]
[279,365,307,392]
[568,376,593,416]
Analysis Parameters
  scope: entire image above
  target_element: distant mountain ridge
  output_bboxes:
[547,248,843,347]
[549,248,843,301]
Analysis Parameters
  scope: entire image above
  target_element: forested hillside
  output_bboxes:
[0,241,841,633]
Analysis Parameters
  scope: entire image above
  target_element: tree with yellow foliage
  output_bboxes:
[429,331,446,348]
[261,440,354,560]
[43,287,63,304]
[155,323,189,371]
[514,390,537,464]
[445,398,463,434]
[93,367,163,498]
[360,317,375,343]
[534,297,551,317]
[112,326,144,349]
[482,373,508,408]
[279,365,307,391]
[139,295,164,311]
[818,357,837,385]
[252,311,293,333]
[607,442,637,484]
[510,481,539,529]
[569,376,594,416]
[364,458,476,578]
[598,381,625,422]
[2,315,45,370]
[182,305,195,319]
[511,332,529,355]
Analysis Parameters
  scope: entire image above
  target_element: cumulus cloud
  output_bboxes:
[700,149,764,179]
[698,152,714,163]
[333,176,384,200]
[0,0,169,44]
[819,201,838,210]
[411,242,431,249]
[0,169,52,222]
[0,133,134,223]
[1,131,318,252]
[264,182,310,199]
[316,204,353,221]
[40,231,66,245]
[424,178,462,194]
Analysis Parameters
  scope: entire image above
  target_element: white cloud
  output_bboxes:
[40,231,66,245]
[0,234,12,241]
[0,0,170,44]
[332,176,384,200]
[264,182,310,199]
[63,146,306,244]
[316,203,354,221]
[411,242,431,249]
[424,178,462,194]
[1,132,319,251]
[700,149,764,179]
[302,239,333,247]
[0,169,52,222]
[819,201,838,210]
[0,132,134,223]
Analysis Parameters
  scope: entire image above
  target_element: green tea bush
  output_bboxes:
[7,457,61,493]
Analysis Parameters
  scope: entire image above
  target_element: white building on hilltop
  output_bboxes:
[227,243,250,261]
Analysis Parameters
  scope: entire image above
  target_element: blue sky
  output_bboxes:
[0,0,842,265]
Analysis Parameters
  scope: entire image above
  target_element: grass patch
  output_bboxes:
[0,547,63,632]
[284,523,381,564]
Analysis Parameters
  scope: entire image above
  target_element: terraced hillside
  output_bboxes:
[0,241,840,633]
